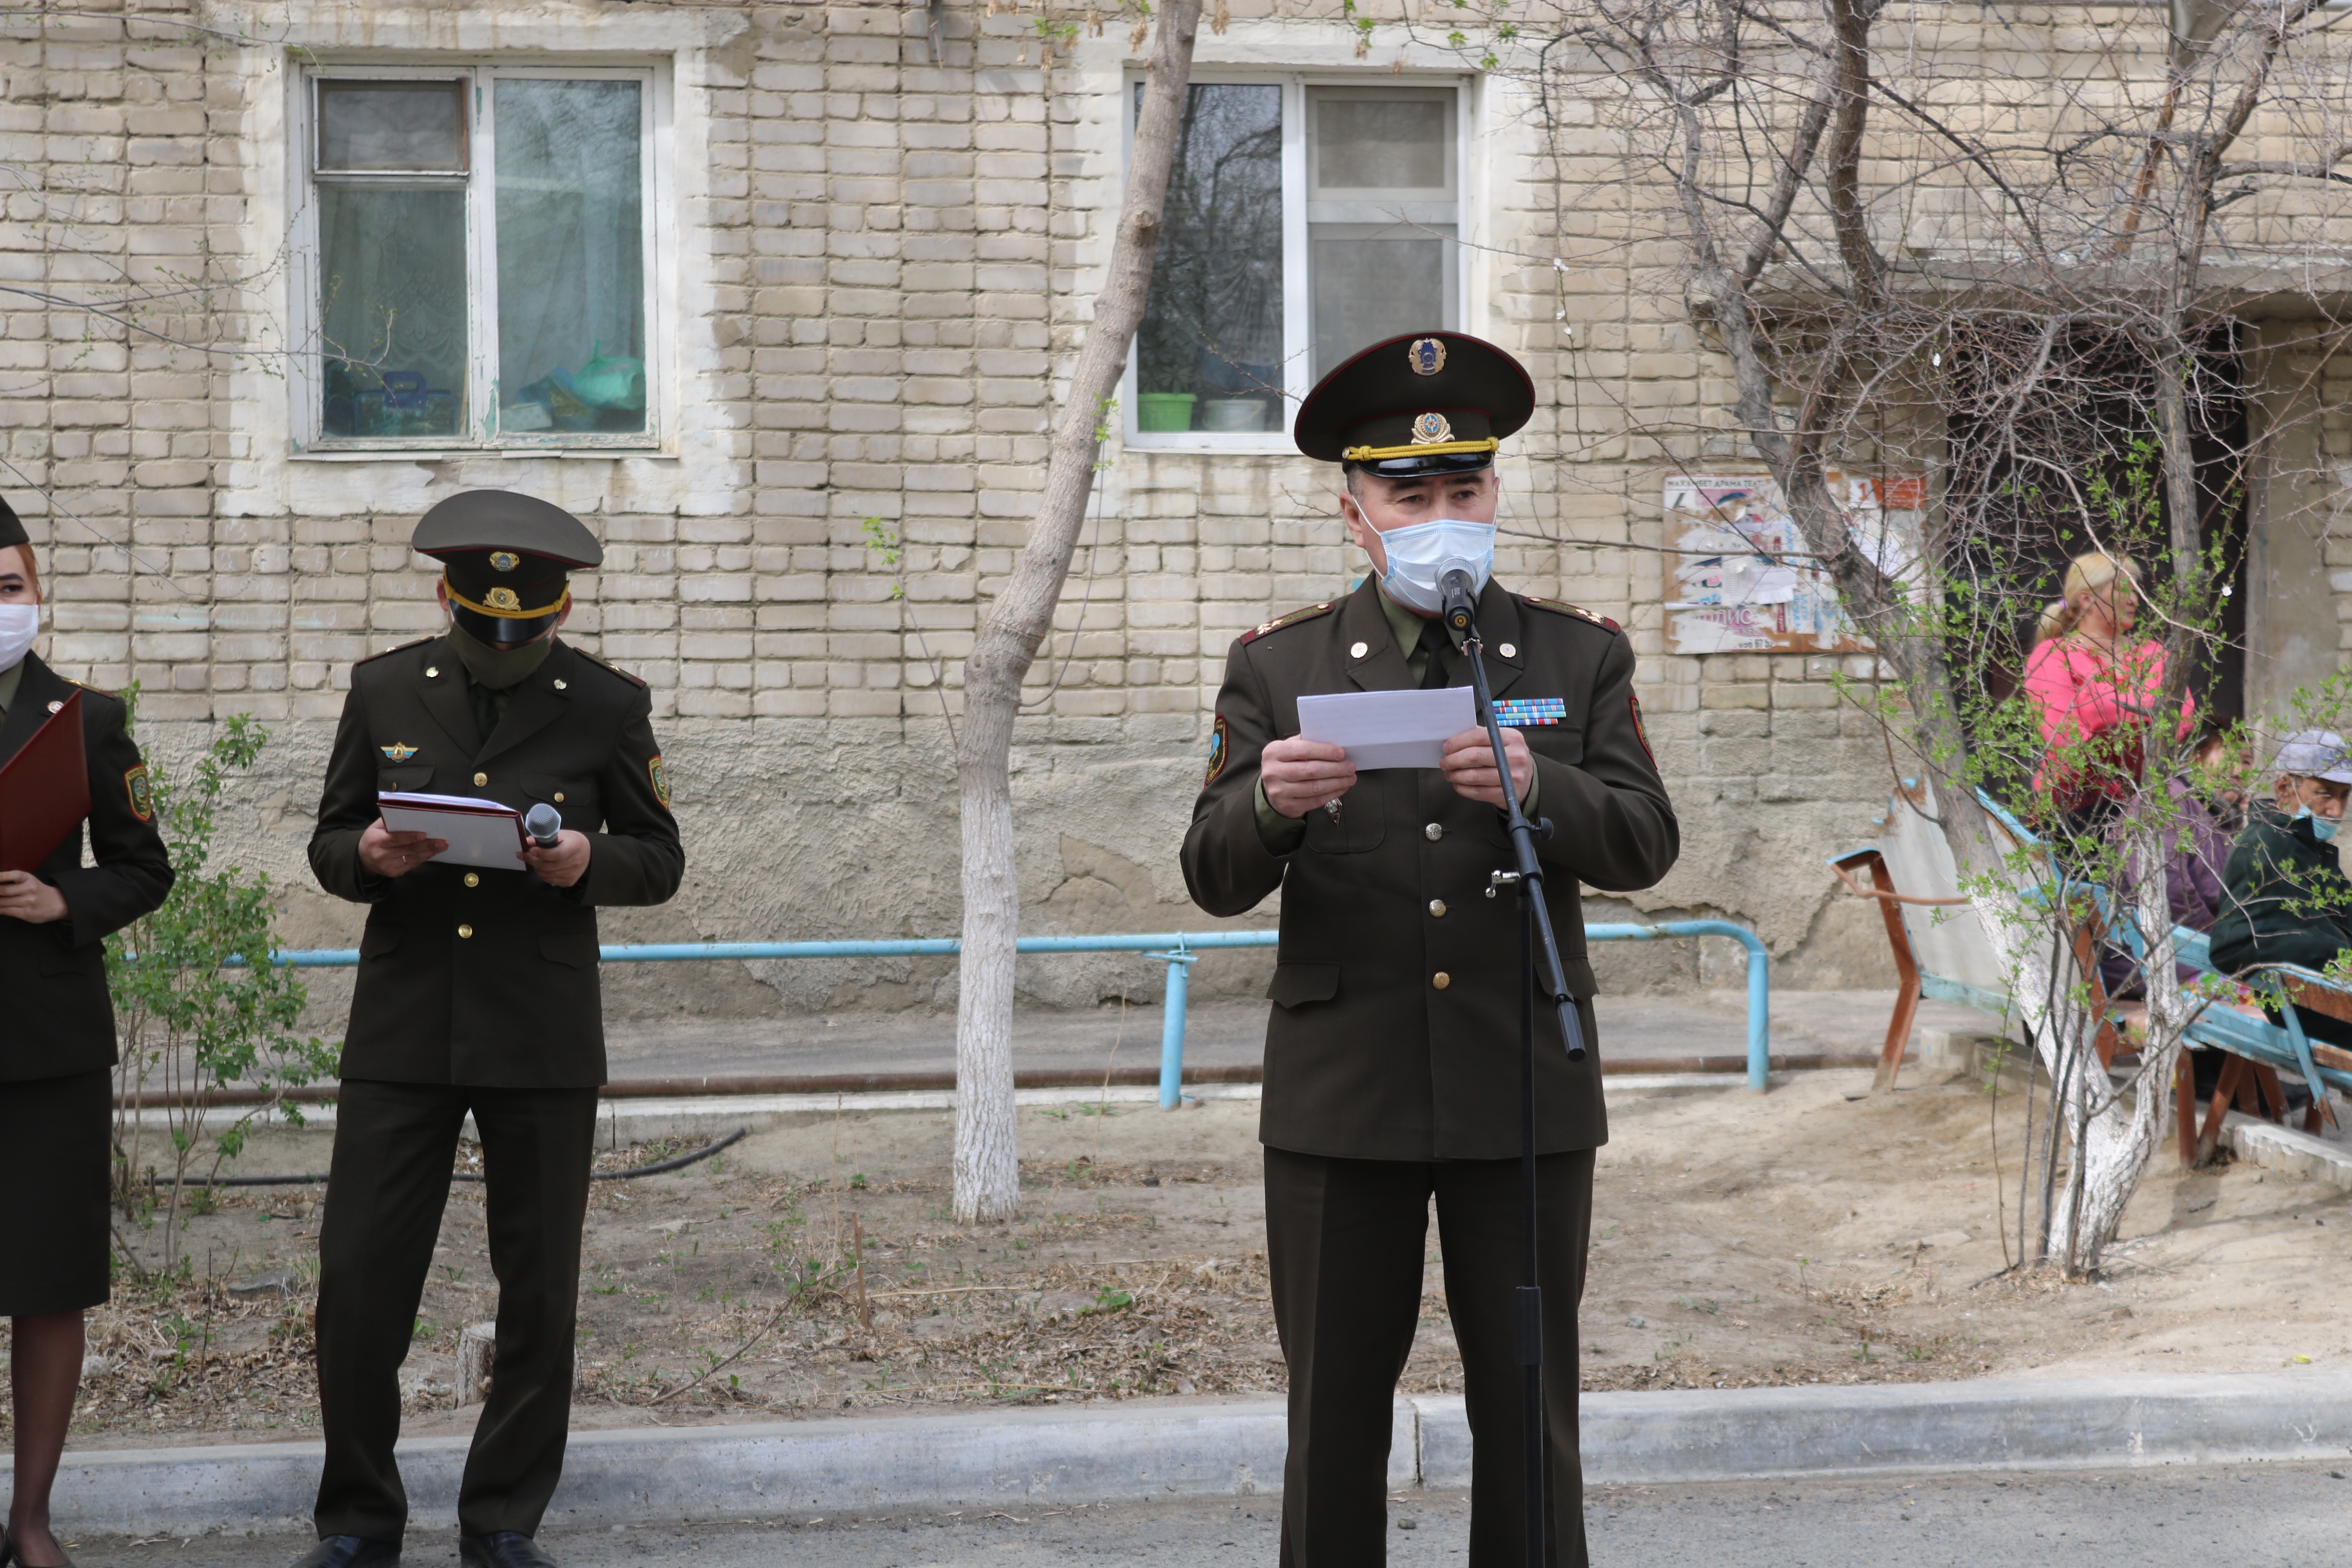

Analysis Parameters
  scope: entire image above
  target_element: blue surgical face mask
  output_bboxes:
[2294,805,2341,844]
[1376,517,1495,615]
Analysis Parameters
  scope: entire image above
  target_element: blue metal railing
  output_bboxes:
[261,920,1773,1104]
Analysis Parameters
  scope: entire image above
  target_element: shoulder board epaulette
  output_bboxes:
[64,676,118,700]
[356,636,436,667]
[574,648,648,688]
[1521,594,1620,633]
[1238,601,1338,646]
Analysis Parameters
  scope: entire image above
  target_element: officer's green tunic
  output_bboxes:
[1182,574,1679,1568]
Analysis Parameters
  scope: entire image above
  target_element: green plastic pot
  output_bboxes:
[1136,392,1197,432]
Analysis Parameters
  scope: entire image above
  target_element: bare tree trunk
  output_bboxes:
[949,0,1204,1224]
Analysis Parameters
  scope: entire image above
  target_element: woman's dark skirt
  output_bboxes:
[0,1068,112,1316]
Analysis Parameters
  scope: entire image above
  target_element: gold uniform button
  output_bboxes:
[1432,971,1451,990]
[1349,641,1369,659]
[457,924,474,939]
[1428,899,1447,918]
[463,872,479,889]
[426,666,439,677]
[553,791,566,803]
[1499,642,1517,658]
[1425,823,1444,842]
[473,771,488,787]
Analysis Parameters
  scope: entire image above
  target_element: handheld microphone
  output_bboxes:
[1438,563,1479,643]
[523,802,563,849]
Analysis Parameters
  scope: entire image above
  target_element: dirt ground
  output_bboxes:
[12,1058,2352,1451]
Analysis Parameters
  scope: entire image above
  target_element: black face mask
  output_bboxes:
[447,617,557,690]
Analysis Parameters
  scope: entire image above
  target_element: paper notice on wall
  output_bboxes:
[1662,472,1921,653]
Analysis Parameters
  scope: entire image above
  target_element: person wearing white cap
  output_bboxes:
[2209,730,2352,1058]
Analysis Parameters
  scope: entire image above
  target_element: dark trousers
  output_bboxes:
[1264,1146,1595,1568]
[313,1080,599,1542]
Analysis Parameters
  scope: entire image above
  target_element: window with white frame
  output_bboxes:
[1128,78,1463,444]
[302,67,662,449]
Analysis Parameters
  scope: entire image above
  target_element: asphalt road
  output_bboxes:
[76,1463,2352,1566]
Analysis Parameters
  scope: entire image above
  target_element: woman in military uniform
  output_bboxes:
[0,497,175,1568]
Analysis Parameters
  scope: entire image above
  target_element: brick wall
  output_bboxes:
[10,0,2345,1024]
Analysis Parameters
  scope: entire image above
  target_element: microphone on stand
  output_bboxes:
[524,802,563,849]
[1438,563,1480,646]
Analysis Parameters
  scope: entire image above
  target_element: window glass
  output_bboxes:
[317,80,466,173]
[1135,83,1284,436]
[1311,226,1450,382]
[1312,95,1449,194]
[1306,87,1457,379]
[317,187,467,437]
[494,79,648,436]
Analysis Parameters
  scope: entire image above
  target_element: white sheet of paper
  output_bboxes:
[377,791,530,872]
[1296,686,1476,771]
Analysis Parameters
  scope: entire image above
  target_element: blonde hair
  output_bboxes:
[2035,552,2140,646]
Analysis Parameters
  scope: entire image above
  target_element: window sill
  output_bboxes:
[289,446,675,462]
[1123,434,1300,457]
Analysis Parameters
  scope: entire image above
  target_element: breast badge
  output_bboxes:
[1204,713,1229,786]
[379,742,419,762]
[124,764,155,822]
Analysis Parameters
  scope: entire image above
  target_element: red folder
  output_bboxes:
[0,688,90,873]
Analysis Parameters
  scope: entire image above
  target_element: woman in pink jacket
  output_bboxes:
[2022,552,2195,837]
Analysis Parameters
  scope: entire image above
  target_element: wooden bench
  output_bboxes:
[1831,784,2352,1166]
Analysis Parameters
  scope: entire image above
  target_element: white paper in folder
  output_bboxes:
[1296,687,1475,770]
[377,791,530,872]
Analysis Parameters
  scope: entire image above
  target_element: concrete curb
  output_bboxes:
[2221,1109,2352,1191]
[23,1373,2352,1535]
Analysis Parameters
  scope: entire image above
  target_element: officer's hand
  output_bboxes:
[1441,726,1533,810]
[1261,736,1358,819]
[521,828,592,888]
[359,820,447,878]
[0,869,68,924]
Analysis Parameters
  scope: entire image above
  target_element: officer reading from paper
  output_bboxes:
[1181,333,1679,1567]
[295,492,683,1568]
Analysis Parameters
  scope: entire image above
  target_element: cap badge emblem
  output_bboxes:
[489,551,521,573]
[380,742,419,761]
[1410,412,1455,445]
[485,586,523,612]
[1408,337,1447,376]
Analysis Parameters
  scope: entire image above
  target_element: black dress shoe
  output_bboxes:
[459,1534,559,1568]
[290,1537,401,1568]
[2,1529,78,1568]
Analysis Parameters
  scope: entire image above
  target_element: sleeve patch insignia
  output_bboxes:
[1628,695,1656,768]
[124,764,155,821]
[1492,698,1567,728]
[648,754,671,809]
[1204,713,1230,787]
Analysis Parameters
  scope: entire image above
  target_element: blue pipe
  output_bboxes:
[252,920,1774,1100]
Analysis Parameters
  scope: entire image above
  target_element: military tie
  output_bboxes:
[1417,618,1453,690]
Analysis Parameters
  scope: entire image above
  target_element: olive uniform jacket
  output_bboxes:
[0,653,174,1082]
[309,635,684,1087]
[1181,579,1679,1160]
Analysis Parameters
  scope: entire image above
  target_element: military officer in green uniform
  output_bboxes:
[296,492,684,1568]
[1181,333,1679,1567]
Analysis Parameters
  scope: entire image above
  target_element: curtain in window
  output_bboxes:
[1136,84,1284,434]
[494,79,647,435]
[317,187,467,438]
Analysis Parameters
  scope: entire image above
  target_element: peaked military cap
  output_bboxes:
[0,493,27,550]
[413,490,602,645]
[1292,331,1536,478]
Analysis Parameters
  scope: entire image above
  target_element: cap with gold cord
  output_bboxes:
[412,490,602,645]
[1291,330,1536,479]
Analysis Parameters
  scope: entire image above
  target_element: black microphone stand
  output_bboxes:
[1442,577,1588,1568]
